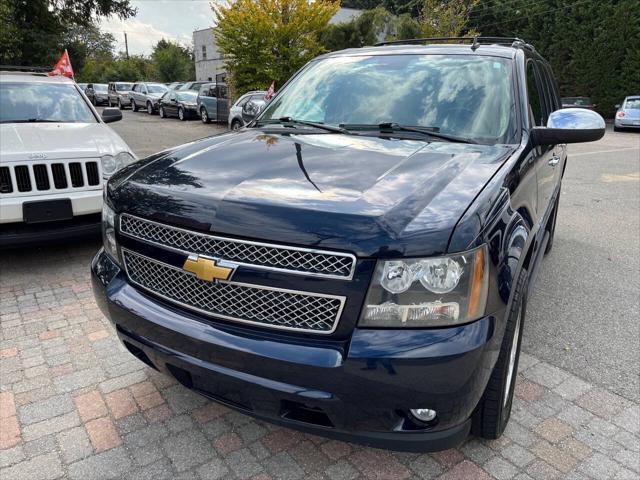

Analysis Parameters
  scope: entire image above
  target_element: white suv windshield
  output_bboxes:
[260,54,517,143]
[0,82,96,124]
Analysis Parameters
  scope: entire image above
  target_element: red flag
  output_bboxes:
[265,81,275,100]
[48,50,74,78]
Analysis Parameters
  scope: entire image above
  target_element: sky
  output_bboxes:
[99,0,217,56]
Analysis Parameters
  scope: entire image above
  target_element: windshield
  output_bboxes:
[94,84,107,92]
[624,98,640,109]
[563,97,592,106]
[177,92,197,102]
[148,84,167,93]
[260,54,516,143]
[116,83,132,91]
[0,82,96,123]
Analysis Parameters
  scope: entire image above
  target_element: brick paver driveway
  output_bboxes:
[1,124,638,479]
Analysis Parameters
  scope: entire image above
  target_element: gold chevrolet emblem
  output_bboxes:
[182,254,236,283]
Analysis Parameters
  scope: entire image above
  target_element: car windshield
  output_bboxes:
[94,84,107,92]
[148,84,167,93]
[260,54,516,143]
[116,83,132,91]
[564,97,592,106]
[624,98,640,109]
[0,82,96,123]
[177,92,197,101]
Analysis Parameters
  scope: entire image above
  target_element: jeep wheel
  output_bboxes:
[201,107,210,124]
[147,102,154,115]
[118,98,123,110]
[472,268,527,439]
[131,100,138,112]
[159,106,166,118]
[231,119,242,130]
[178,107,185,121]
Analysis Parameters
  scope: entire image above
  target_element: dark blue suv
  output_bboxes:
[92,38,605,451]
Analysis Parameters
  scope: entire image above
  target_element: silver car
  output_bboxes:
[228,91,266,130]
[107,82,134,109]
[614,96,640,131]
[130,82,169,114]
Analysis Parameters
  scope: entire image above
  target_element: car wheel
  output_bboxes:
[472,267,528,439]
[201,107,210,124]
[544,195,560,255]
[159,106,165,118]
[231,119,242,130]
[178,107,185,121]
[131,100,138,112]
[118,98,123,110]
[147,102,154,115]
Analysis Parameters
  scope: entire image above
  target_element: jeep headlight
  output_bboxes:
[101,152,135,178]
[359,245,488,328]
[102,203,119,264]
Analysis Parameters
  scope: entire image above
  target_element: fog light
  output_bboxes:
[410,408,437,422]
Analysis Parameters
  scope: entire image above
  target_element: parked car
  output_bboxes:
[614,96,640,131]
[178,81,208,92]
[0,69,136,247]
[130,82,168,114]
[197,83,229,123]
[77,82,88,91]
[561,96,596,109]
[167,82,184,90]
[107,82,133,109]
[228,91,267,129]
[85,83,109,106]
[157,90,198,120]
[92,38,605,451]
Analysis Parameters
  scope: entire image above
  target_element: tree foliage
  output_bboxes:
[467,0,640,116]
[152,40,195,82]
[213,0,340,94]
[419,0,478,37]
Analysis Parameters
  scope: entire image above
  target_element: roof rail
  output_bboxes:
[375,36,534,51]
[0,65,50,73]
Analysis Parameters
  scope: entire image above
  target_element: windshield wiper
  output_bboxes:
[1,118,61,124]
[340,122,477,144]
[261,117,349,134]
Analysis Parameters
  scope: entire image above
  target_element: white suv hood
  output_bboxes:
[0,123,133,162]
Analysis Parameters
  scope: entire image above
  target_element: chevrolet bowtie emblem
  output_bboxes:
[182,255,236,283]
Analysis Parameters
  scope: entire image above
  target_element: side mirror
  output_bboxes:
[101,108,122,124]
[531,108,605,146]
[615,104,620,109]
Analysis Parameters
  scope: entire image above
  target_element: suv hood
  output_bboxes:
[112,129,511,257]
[0,123,132,162]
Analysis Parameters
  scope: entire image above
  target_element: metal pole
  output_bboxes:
[124,32,129,59]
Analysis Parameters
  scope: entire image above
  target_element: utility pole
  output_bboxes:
[124,32,129,59]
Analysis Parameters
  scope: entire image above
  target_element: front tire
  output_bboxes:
[472,268,528,439]
[147,102,154,115]
[201,107,210,123]
[118,98,123,110]
[231,119,242,130]
[131,100,138,112]
[159,106,166,118]
[178,107,185,121]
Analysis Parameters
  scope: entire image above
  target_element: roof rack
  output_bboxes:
[374,36,534,52]
[0,65,50,74]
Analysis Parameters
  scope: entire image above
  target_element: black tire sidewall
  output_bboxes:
[147,102,153,114]
[159,107,165,118]
[179,108,184,120]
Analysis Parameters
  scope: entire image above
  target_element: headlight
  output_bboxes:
[359,245,488,328]
[101,152,135,178]
[102,203,119,264]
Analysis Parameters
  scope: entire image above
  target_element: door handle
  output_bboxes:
[548,155,560,167]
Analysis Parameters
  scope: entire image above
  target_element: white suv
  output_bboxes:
[0,70,136,247]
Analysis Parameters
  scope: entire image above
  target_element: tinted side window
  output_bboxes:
[526,61,546,126]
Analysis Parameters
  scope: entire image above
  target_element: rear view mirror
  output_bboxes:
[102,108,122,123]
[531,108,605,146]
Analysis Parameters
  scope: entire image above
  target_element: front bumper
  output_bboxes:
[91,249,500,451]
[1,213,100,248]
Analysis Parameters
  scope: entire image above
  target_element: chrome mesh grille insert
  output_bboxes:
[123,250,344,334]
[120,214,356,279]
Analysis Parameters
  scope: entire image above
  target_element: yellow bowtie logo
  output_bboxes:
[182,255,235,283]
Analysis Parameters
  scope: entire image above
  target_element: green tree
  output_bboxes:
[319,7,391,50]
[64,24,116,78]
[152,40,194,82]
[0,0,135,66]
[213,0,340,94]
[419,0,479,37]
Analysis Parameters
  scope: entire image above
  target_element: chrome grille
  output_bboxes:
[123,250,344,334]
[120,214,356,280]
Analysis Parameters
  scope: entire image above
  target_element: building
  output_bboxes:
[193,8,362,82]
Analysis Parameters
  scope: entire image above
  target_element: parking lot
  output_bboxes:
[0,112,638,479]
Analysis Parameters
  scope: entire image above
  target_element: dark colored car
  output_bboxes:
[561,96,596,110]
[157,90,198,120]
[85,83,109,105]
[92,38,605,452]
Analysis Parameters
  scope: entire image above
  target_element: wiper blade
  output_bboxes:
[340,122,477,144]
[1,119,61,124]
[263,117,349,134]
